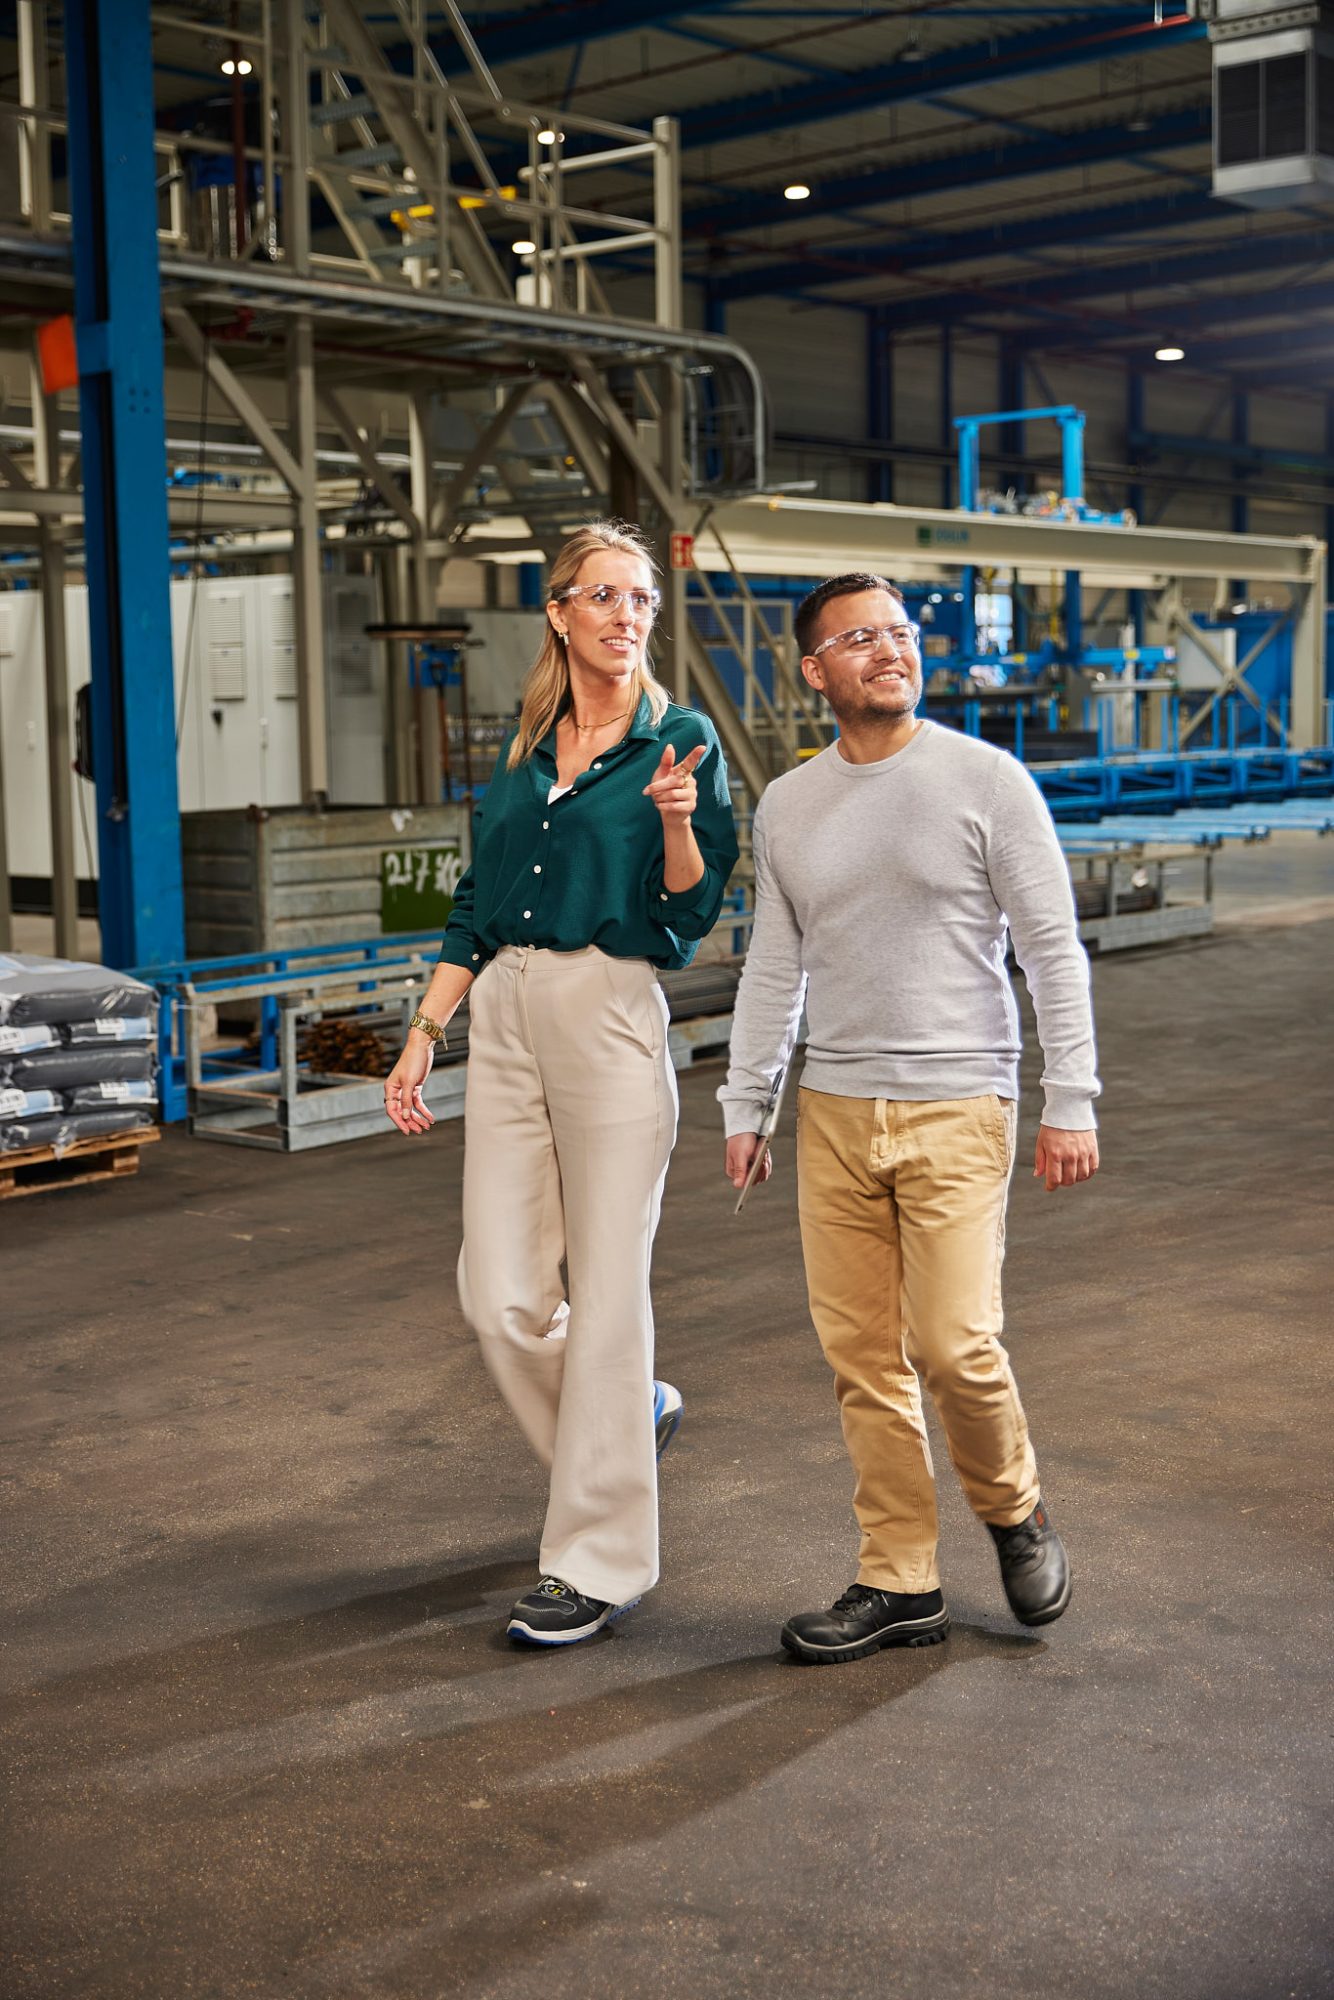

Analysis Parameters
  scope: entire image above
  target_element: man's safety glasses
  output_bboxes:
[811,621,922,661]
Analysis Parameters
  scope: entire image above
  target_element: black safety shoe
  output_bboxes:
[781,1583,950,1664]
[988,1499,1072,1626]
[507,1576,636,1647]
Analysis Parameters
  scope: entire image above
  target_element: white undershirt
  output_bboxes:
[547,781,573,803]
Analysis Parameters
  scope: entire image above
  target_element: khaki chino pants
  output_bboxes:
[796,1086,1040,1594]
[458,945,678,1605]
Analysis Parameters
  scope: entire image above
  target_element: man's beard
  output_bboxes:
[829,670,922,725]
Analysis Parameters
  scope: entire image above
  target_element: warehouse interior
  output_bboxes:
[2,4,1333,1997]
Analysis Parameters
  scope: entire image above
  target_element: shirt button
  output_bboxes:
[592,761,602,769]
[523,910,532,919]
[542,820,549,830]
[533,864,542,874]
[471,953,480,962]
[660,893,669,902]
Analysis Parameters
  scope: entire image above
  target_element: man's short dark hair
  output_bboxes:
[794,573,905,659]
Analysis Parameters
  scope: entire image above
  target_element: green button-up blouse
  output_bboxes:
[438,695,740,973]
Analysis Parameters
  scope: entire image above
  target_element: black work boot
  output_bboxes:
[781,1583,950,1664]
[988,1499,1072,1627]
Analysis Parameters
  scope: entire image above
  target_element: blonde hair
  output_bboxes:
[506,520,670,768]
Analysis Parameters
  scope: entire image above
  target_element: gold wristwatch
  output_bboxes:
[408,1010,446,1044]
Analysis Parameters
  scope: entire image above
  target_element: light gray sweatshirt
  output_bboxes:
[719,721,1100,1136]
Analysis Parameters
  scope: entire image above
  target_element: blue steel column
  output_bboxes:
[1000,346,1024,657]
[1127,369,1146,645]
[1230,391,1249,606]
[867,307,894,504]
[65,0,184,969]
[939,327,953,508]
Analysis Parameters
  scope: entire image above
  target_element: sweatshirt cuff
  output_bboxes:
[438,935,487,973]
[722,1101,768,1140]
[1041,1089,1097,1131]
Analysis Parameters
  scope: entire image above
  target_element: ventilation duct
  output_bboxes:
[1190,0,1334,205]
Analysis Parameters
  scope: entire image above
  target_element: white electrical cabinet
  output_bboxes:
[182,575,305,813]
[1,571,388,885]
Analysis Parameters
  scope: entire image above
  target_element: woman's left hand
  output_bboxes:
[644,741,707,822]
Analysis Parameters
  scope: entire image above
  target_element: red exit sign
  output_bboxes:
[669,533,694,570]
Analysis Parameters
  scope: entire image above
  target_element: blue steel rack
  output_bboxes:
[135,931,447,1125]
[1031,745,1334,821]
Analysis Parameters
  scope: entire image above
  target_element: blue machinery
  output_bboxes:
[953,403,1133,661]
[955,404,1118,523]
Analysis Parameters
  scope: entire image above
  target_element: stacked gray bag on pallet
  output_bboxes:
[0,954,159,1155]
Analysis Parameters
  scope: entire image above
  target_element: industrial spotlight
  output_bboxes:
[784,182,811,200]
[1155,345,1186,361]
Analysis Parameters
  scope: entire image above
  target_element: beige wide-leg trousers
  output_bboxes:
[458,944,678,1605]
[796,1086,1041,1595]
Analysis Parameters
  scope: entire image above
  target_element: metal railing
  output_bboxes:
[5,0,684,329]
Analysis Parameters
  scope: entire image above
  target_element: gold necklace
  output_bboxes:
[569,704,635,733]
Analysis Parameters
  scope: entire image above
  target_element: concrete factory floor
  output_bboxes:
[4,909,1334,1999]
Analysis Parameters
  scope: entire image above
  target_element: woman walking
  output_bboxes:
[384,521,739,1646]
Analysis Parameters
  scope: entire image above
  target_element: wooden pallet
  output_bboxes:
[0,1125,161,1201]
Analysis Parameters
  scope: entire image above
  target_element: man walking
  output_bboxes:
[721,573,1099,1664]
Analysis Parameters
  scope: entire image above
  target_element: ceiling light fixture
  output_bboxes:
[536,127,563,145]
[512,238,537,255]
[784,182,811,201]
[237,58,252,75]
[220,57,236,74]
[1155,345,1185,361]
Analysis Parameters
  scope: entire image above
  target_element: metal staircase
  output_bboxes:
[1,0,781,811]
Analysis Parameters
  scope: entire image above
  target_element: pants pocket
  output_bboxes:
[988,1094,1017,1173]
[599,952,663,1060]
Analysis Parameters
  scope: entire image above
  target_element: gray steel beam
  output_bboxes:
[286,317,329,802]
[164,306,306,493]
[31,345,79,958]
[430,382,540,539]
[408,392,441,803]
[1291,557,1327,748]
[707,495,1324,587]
[657,363,688,705]
[317,387,422,534]
[283,0,311,273]
[572,361,677,518]
[18,0,53,233]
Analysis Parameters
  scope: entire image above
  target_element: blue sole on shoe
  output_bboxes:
[507,1595,641,1647]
